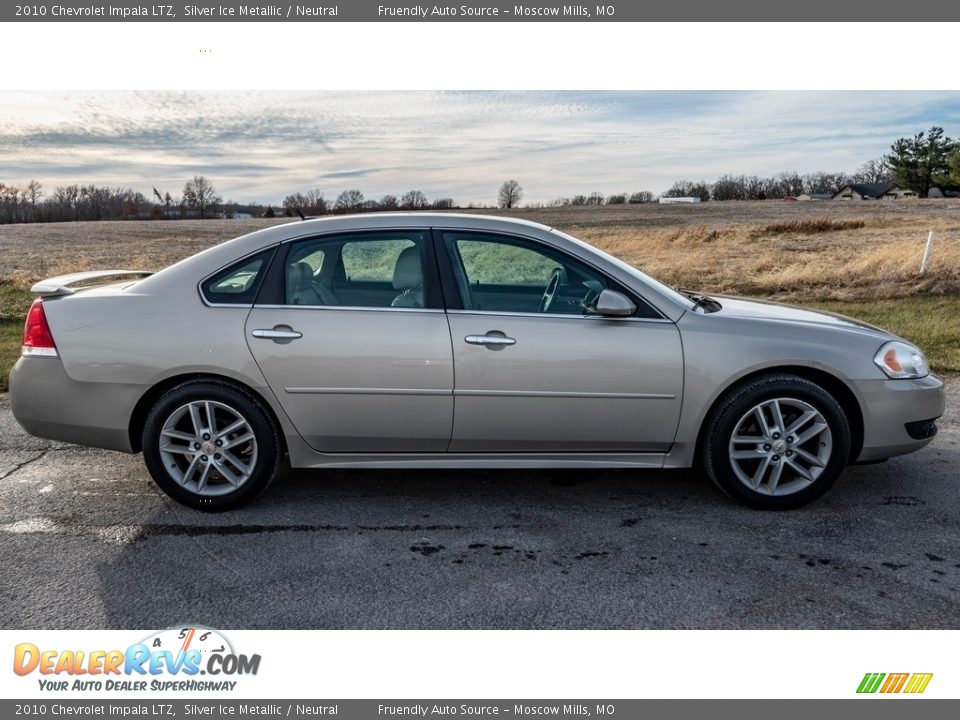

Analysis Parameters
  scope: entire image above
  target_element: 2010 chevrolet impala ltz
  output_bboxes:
[9,214,945,510]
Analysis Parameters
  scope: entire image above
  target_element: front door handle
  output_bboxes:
[251,327,303,340]
[465,333,516,347]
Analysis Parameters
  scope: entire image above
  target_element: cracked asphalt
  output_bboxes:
[1,380,958,630]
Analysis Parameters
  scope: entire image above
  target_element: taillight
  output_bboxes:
[21,299,58,357]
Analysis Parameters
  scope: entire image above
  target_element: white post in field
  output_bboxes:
[919,231,935,274]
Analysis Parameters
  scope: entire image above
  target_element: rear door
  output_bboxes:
[245,230,454,453]
[438,230,684,453]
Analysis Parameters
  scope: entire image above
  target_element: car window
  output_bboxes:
[341,239,415,281]
[200,248,275,305]
[456,240,558,285]
[442,232,610,316]
[283,232,427,308]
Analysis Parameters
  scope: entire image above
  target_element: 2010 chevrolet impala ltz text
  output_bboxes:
[9,214,945,510]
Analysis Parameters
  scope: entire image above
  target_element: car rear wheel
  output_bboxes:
[703,374,851,509]
[142,380,282,511]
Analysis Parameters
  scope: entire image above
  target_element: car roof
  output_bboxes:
[296,212,554,231]
[259,212,556,241]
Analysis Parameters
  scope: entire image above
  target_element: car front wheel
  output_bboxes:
[703,374,851,509]
[142,380,282,511]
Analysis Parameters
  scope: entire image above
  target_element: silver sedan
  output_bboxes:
[9,214,945,510]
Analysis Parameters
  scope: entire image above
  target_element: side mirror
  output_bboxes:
[593,289,636,317]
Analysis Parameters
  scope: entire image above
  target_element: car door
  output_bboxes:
[244,230,454,453]
[438,230,683,453]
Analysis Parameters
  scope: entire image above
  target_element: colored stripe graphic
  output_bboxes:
[880,673,909,693]
[857,672,932,694]
[857,673,885,693]
[904,674,933,694]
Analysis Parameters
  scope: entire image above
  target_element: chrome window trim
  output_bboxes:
[253,303,445,314]
[446,309,674,324]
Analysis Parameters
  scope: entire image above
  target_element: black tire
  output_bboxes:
[142,380,283,511]
[703,374,851,510]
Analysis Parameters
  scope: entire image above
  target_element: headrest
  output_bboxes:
[287,261,314,291]
[393,246,422,291]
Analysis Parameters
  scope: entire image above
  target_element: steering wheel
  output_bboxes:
[539,266,567,313]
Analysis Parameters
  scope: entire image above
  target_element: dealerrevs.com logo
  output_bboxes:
[857,673,933,694]
[13,626,260,693]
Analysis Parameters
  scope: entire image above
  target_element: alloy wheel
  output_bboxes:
[158,400,258,497]
[727,397,833,496]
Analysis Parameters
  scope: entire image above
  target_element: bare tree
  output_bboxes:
[380,194,399,210]
[333,189,364,213]
[852,157,892,185]
[628,191,654,204]
[26,180,43,209]
[303,189,327,214]
[497,180,523,209]
[711,175,747,201]
[664,180,710,201]
[401,190,429,209]
[282,189,326,216]
[182,175,221,219]
[802,172,849,195]
[0,183,23,224]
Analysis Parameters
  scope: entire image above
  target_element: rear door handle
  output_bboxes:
[465,333,516,347]
[251,327,302,340]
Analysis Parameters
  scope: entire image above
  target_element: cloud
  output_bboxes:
[0,91,958,204]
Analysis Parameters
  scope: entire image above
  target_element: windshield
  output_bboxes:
[550,229,696,310]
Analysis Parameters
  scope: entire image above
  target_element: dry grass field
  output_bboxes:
[2,200,959,391]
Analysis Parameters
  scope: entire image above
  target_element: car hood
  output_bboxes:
[709,295,891,336]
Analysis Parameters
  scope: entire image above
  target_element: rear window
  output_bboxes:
[200,248,275,305]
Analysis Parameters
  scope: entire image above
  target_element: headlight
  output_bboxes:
[873,341,929,379]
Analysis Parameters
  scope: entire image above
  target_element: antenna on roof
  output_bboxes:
[295,207,306,221]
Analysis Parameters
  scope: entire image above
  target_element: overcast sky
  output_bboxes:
[2,91,959,206]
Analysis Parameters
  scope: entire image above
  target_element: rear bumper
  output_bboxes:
[9,355,138,453]
[852,373,946,462]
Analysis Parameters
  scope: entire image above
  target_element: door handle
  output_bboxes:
[251,327,302,340]
[465,333,516,347]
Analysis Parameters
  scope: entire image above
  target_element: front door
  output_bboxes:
[245,230,454,453]
[439,230,683,453]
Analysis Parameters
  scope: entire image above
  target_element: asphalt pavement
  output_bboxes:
[1,381,958,630]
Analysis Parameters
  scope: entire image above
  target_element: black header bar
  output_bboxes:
[5,0,960,22]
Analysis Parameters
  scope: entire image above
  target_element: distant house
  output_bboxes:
[797,193,833,201]
[833,182,917,200]
[928,185,960,198]
[659,196,701,204]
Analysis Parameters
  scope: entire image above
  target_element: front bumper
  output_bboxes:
[852,373,946,462]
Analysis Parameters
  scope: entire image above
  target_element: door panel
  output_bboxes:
[447,313,683,452]
[246,308,454,452]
